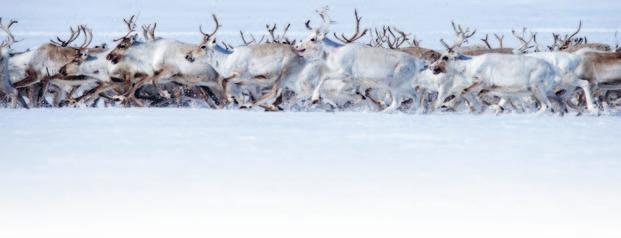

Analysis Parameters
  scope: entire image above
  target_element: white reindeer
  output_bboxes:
[428,27,565,114]
[294,8,426,112]
[0,18,27,108]
[184,14,307,110]
[102,15,222,107]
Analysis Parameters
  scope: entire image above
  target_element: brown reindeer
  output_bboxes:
[574,51,621,107]
[9,24,99,107]
[463,33,514,56]
[372,26,441,62]
[550,21,611,52]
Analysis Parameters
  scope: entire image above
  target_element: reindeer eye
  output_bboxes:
[201,45,207,49]
[311,38,316,42]
[442,56,449,61]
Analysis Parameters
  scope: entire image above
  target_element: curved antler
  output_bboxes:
[50,25,81,47]
[333,9,368,44]
[0,18,19,48]
[78,25,93,50]
[199,14,221,42]
[141,23,157,41]
[560,20,582,49]
[512,27,535,53]
[113,15,137,41]
[441,20,477,51]
[315,6,333,33]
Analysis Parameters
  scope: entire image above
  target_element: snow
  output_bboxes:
[1,108,621,238]
[2,0,621,237]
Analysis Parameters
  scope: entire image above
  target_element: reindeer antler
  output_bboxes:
[333,9,368,44]
[113,15,137,41]
[494,33,504,48]
[0,18,19,48]
[439,38,455,53]
[512,27,535,53]
[562,20,582,48]
[315,6,333,33]
[385,26,408,49]
[50,26,81,47]
[78,25,93,50]
[141,23,157,41]
[239,30,266,46]
[481,34,492,49]
[199,14,221,42]
[441,21,477,51]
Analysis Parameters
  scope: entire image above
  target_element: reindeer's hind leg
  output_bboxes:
[531,85,552,114]
[576,79,597,113]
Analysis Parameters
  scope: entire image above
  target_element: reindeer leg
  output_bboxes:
[12,73,39,89]
[311,71,346,104]
[152,78,170,98]
[576,79,597,113]
[531,86,552,114]
[194,86,218,108]
[15,90,29,109]
[219,73,239,105]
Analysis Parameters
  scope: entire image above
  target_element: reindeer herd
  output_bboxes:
[1,8,621,115]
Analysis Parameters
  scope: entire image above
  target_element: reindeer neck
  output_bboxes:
[322,38,344,49]
[205,44,233,74]
[448,55,472,75]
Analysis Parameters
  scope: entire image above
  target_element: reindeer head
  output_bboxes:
[57,26,97,77]
[549,21,582,51]
[294,6,333,59]
[106,15,138,64]
[429,21,476,75]
[185,14,221,63]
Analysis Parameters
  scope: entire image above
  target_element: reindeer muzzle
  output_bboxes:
[185,54,195,63]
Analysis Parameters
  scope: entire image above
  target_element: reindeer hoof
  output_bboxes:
[112,95,126,102]
[159,90,171,99]
[59,98,78,107]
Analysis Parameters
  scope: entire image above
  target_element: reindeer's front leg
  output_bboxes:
[219,73,239,105]
[311,70,347,104]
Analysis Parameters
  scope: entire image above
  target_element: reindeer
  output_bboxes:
[101,15,224,107]
[550,21,611,52]
[374,26,441,62]
[572,49,621,109]
[427,29,562,114]
[522,35,598,113]
[7,24,100,107]
[0,18,29,108]
[185,14,308,110]
[466,33,514,56]
[294,8,425,112]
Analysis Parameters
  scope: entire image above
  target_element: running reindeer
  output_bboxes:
[0,18,28,108]
[98,15,224,107]
[185,14,308,110]
[295,7,426,112]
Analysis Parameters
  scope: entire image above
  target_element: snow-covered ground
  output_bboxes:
[1,109,620,238]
